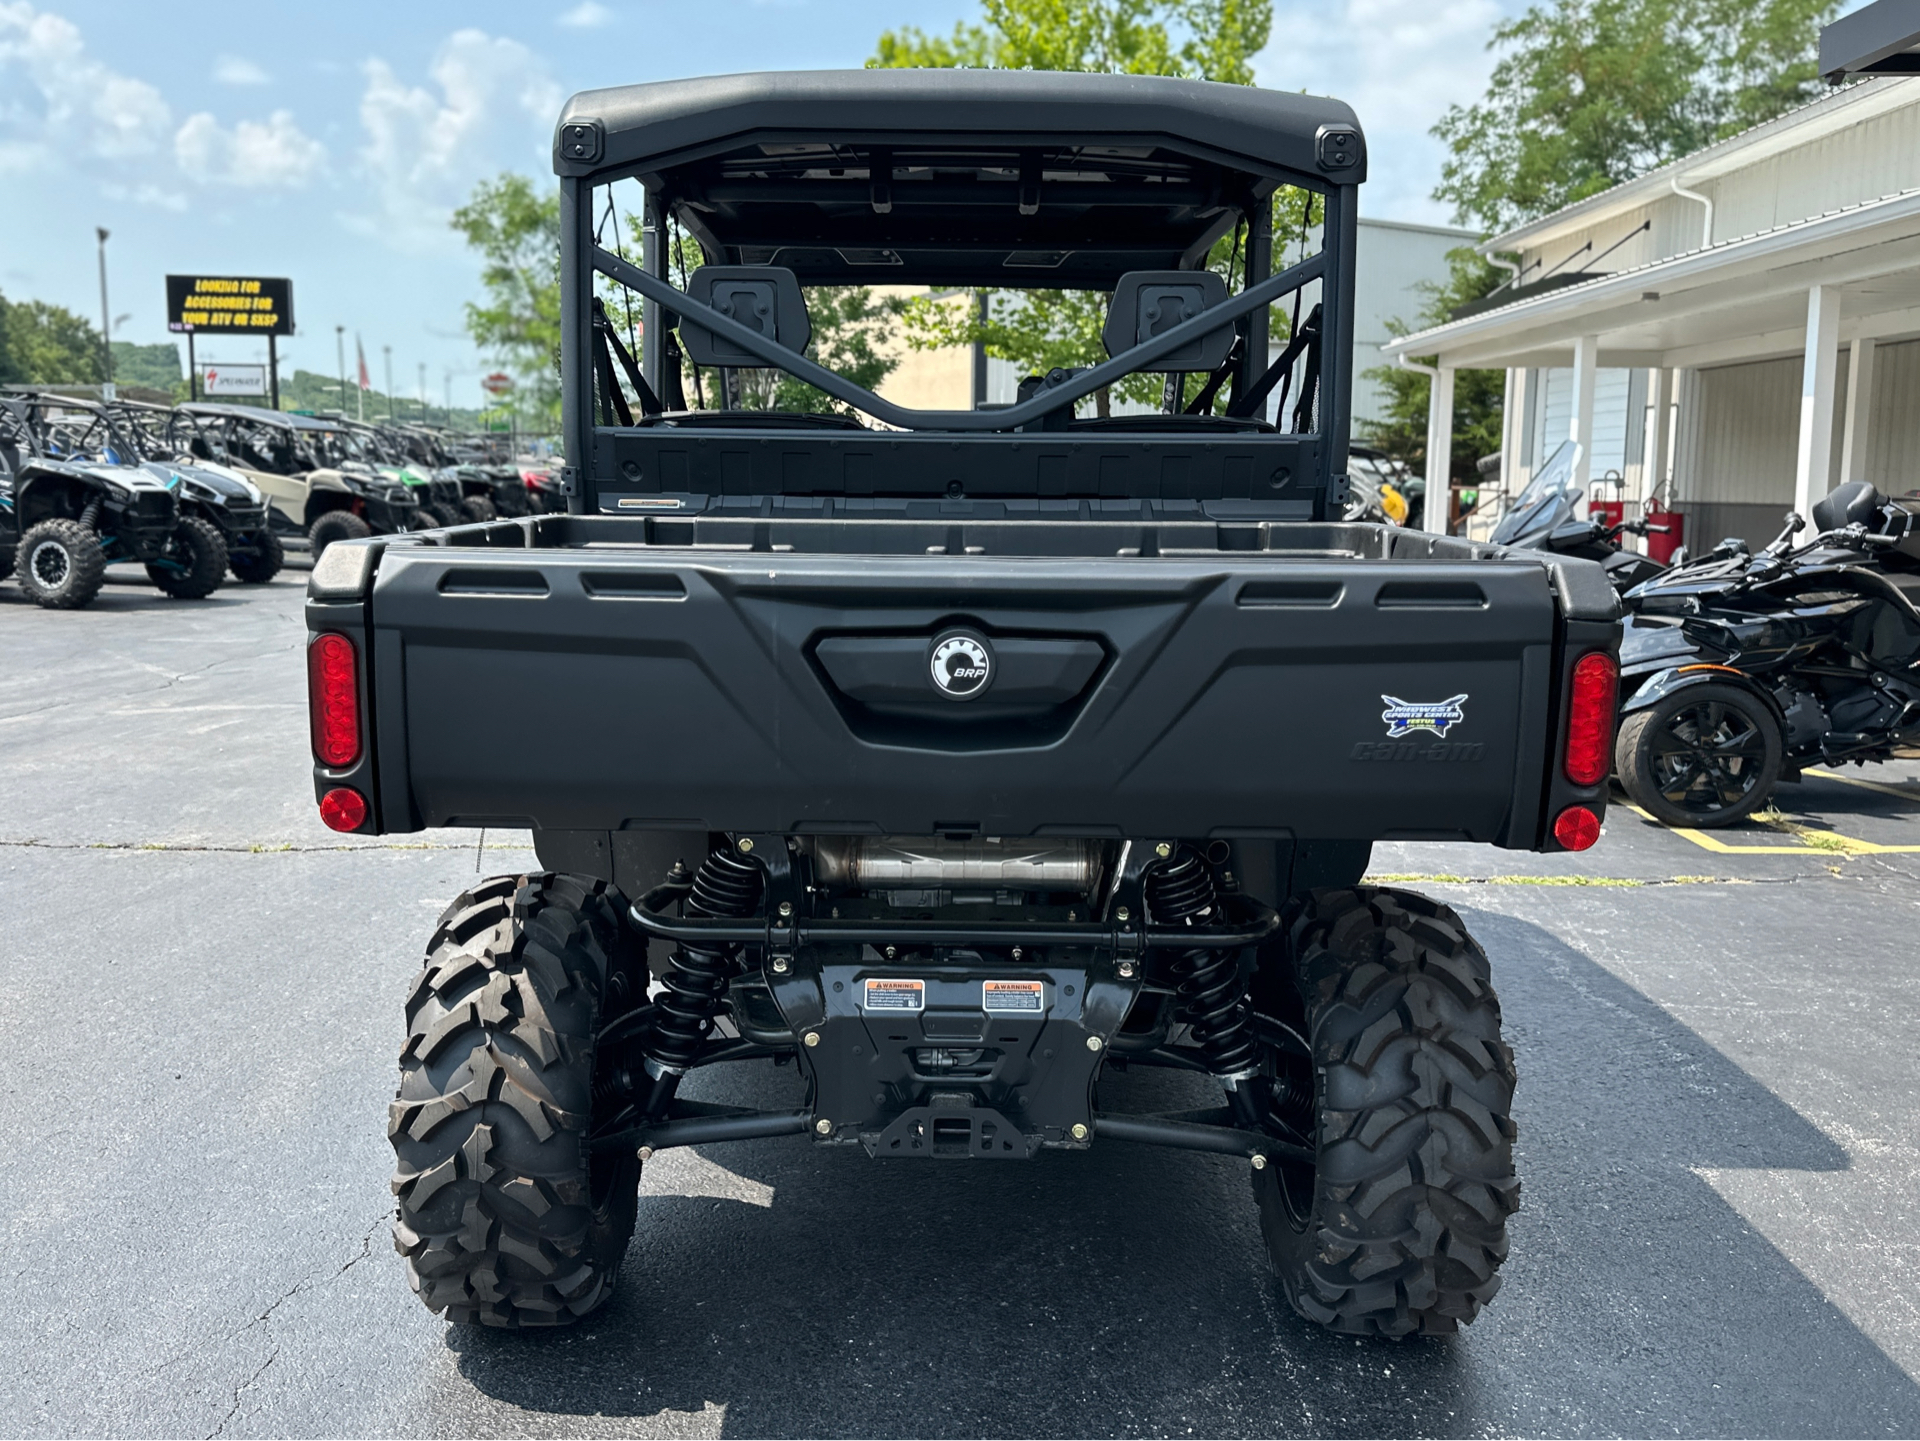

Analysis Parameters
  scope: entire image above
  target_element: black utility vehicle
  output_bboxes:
[105,401,283,584]
[306,71,1621,1338]
[2,391,225,608]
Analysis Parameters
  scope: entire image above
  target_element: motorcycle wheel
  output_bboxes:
[1616,682,1783,828]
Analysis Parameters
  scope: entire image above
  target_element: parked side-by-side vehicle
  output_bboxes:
[307,69,1623,1339]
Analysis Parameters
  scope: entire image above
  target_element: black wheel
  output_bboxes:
[391,873,644,1328]
[1251,888,1518,1337]
[1616,682,1783,828]
[17,518,106,610]
[146,515,227,599]
[421,502,461,528]
[228,528,284,584]
[460,496,497,523]
[308,509,372,557]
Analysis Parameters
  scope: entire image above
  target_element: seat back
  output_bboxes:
[1103,270,1234,372]
[676,266,811,367]
[1812,479,1881,533]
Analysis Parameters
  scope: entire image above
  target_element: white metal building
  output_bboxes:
[1385,43,1920,543]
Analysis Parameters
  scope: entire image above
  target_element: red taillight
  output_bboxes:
[1564,651,1619,786]
[308,632,360,768]
[1554,805,1602,851]
[319,787,368,832]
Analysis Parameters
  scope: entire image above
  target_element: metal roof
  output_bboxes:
[1479,77,1913,256]
[553,68,1364,183]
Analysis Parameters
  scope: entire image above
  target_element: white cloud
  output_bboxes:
[1260,0,1511,227]
[0,3,324,195]
[176,109,327,187]
[351,29,562,248]
[213,53,270,86]
[557,2,613,27]
[0,1,171,164]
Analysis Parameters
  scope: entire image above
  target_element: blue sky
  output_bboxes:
[0,0,1615,399]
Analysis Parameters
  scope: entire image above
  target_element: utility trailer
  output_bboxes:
[306,69,1622,1337]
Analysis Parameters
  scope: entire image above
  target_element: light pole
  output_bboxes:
[336,326,347,414]
[444,370,453,428]
[96,227,114,401]
[383,345,394,423]
[418,362,427,425]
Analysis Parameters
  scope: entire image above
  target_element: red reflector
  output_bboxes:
[1564,651,1620,786]
[318,787,368,833]
[1554,806,1602,851]
[308,632,360,768]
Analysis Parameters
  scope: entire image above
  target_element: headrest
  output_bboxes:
[675,266,811,367]
[1102,270,1234,372]
[1811,479,1882,534]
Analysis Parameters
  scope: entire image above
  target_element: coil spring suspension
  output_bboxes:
[1147,848,1260,1125]
[77,498,102,531]
[639,846,762,1114]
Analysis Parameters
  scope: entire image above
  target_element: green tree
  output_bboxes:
[1,295,105,385]
[1434,0,1841,233]
[451,173,564,425]
[109,341,184,392]
[870,0,1296,414]
[1360,250,1508,482]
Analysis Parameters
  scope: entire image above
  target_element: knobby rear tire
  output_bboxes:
[147,516,228,599]
[390,872,644,1327]
[1254,887,1518,1337]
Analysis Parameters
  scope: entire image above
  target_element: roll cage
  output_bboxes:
[552,69,1366,517]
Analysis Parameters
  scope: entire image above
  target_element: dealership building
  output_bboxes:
[1386,0,1920,545]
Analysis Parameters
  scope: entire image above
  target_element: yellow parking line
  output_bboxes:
[1803,767,1920,803]
[1618,801,1920,855]
[1618,802,1833,854]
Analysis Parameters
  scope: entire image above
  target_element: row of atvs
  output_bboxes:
[0,390,565,610]
[1493,442,1920,828]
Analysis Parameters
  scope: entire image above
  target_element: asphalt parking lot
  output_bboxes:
[4,565,1920,1439]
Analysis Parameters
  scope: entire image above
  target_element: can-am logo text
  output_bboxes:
[929,632,994,700]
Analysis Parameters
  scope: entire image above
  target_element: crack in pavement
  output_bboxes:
[207,1347,278,1441]
[0,633,305,726]
[132,1212,389,1413]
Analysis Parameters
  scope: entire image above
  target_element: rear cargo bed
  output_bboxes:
[307,516,1617,847]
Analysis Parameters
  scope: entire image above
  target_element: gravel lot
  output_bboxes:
[4,564,1919,1438]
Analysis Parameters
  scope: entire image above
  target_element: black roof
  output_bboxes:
[557,69,1362,180]
[555,70,1363,287]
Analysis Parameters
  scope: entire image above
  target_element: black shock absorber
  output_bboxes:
[77,497,102,531]
[1146,847,1262,1127]
[639,845,763,1116]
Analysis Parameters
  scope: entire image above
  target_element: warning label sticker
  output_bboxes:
[862,978,926,1012]
[982,979,1045,1013]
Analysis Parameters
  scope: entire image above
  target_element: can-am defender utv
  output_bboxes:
[307,70,1622,1337]
[2,391,225,608]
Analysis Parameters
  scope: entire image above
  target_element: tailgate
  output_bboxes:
[328,546,1567,845]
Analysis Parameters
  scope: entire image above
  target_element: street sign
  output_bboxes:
[201,363,268,397]
[482,371,515,395]
[166,275,294,335]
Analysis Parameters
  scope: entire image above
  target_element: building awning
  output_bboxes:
[1381,186,1920,372]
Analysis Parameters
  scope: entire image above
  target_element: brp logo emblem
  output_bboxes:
[928,631,994,701]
